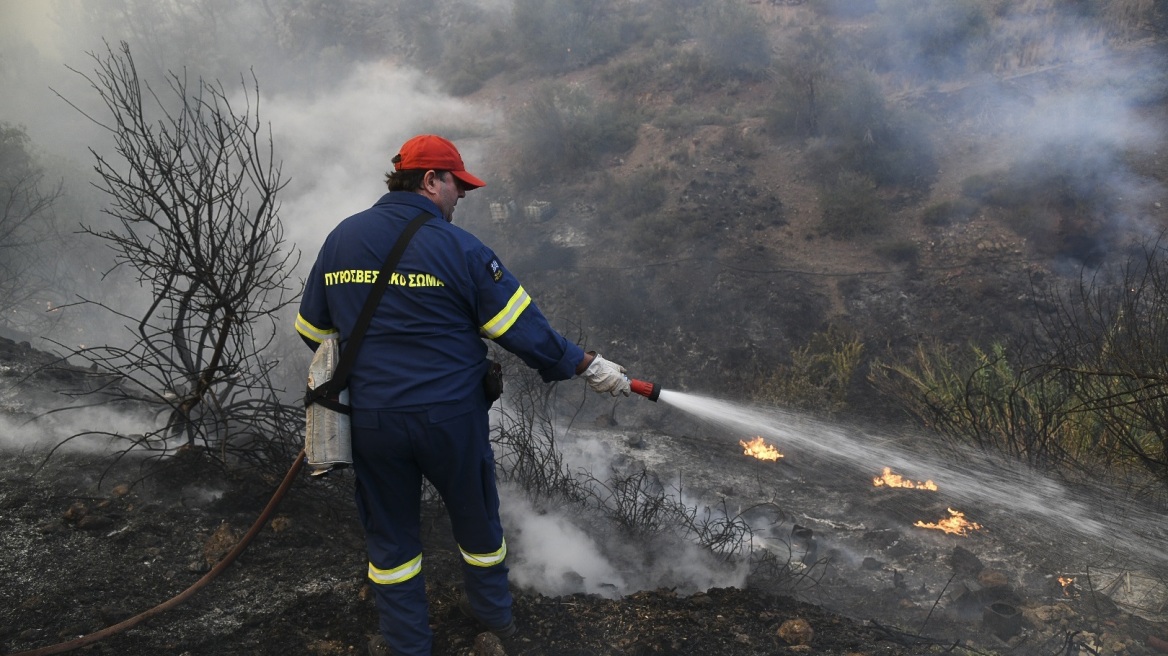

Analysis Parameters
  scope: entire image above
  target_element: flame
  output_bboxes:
[1058,576,1078,597]
[914,508,982,536]
[739,436,783,461]
[873,467,938,490]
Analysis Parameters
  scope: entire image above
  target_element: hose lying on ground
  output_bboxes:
[8,450,307,656]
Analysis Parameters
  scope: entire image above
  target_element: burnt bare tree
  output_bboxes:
[0,122,64,330]
[45,41,300,473]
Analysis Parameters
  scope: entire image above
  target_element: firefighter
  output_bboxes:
[295,134,630,656]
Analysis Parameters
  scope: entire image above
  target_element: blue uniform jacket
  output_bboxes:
[296,192,584,409]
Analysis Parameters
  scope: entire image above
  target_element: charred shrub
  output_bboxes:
[767,26,836,140]
[693,2,771,81]
[600,169,669,224]
[961,143,1123,263]
[625,210,709,257]
[921,198,980,226]
[818,171,887,240]
[437,23,516,96]
[0,122,64,330]
[507,83,639,185]
[961,170,1028,207]
[511,0,631,73]
[875,239,921,264]
[806,69,937,190]
[872,0,993,79]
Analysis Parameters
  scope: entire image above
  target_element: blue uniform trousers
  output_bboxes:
[352,391,511,656]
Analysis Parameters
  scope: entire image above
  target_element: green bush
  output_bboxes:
[818,171,886,239]
[753,324,865,416]
[638,0,699,45]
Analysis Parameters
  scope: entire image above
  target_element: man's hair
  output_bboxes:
[385,164,451,192]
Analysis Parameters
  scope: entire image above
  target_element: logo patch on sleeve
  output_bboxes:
[488,258,504,283]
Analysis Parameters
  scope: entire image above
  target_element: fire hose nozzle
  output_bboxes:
[628,378,660,402]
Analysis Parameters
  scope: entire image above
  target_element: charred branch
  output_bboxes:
[37,41,301,477]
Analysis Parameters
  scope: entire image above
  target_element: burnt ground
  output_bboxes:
[1,448,948,656]
[3,442,1168,656]
[3,336,1168,656]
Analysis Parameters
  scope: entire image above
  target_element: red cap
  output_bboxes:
[394,134,486,189]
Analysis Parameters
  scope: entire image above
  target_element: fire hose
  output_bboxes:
[7,378,662,655]
[7,450,307,656]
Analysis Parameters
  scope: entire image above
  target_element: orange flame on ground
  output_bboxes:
[873,467,938,490]
[914,508,982,536]
[739,436,783,461]
[1058,576,1077,597]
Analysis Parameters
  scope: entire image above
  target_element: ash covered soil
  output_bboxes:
[0,450,942,656]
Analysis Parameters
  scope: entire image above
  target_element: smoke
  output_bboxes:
[264,64,494,250]
[803,0,1168,265]
[497,425,751,599]
[0,403,162,455]
[500,480,750,599]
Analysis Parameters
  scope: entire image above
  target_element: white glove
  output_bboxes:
[582,354,631,397]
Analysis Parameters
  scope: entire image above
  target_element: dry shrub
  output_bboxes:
[753,324,864,416]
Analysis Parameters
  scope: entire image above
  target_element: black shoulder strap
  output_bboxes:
[306,210,434,408]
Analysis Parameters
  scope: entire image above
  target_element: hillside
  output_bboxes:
[436,1,1168,419]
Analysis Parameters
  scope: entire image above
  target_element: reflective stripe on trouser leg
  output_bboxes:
[459,537,511,629]
[367,553,428,655]
[368,553,423,585]
[460,538,506,568]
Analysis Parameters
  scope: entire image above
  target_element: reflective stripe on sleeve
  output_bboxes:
[481,288,531,339]
[295,313,338,344]
[368,553,422,585]
[460,538,507,568]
